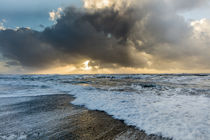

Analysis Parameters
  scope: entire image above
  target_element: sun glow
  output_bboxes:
[83,60,92,71]
[103,0,110,6]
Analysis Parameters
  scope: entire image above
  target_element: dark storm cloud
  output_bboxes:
[0,0,210,70]
[43,7,140,66]
[0,6,139,68]
[0,28,56,67]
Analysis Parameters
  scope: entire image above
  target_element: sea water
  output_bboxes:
[0,74,210,140]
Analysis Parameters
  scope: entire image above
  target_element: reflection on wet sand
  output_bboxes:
[0,94,170,140]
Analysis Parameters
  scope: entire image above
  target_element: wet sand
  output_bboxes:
[0,94,170,140]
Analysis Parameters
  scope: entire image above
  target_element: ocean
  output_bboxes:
[0,74,210,140]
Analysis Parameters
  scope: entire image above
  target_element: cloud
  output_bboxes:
[163,0,208,11]
[0,0,210,72]
[0,6,142,69]
[49,8,63,22]
[0,19,6,31]
[0,24,4,31]
[83,0,133,10]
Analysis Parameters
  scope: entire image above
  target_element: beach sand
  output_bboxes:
[0,94,170,140]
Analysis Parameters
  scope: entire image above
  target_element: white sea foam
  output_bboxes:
[65,84,210,140]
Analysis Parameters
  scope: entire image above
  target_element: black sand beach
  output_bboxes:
[0,94,170,140]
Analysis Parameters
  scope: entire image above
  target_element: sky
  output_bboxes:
[0,0,210,74]
[0,0,82,30]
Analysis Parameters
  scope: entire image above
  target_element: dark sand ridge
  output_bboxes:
[0,94,171,140]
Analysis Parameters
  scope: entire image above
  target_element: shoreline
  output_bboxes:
[0,94,170,140]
